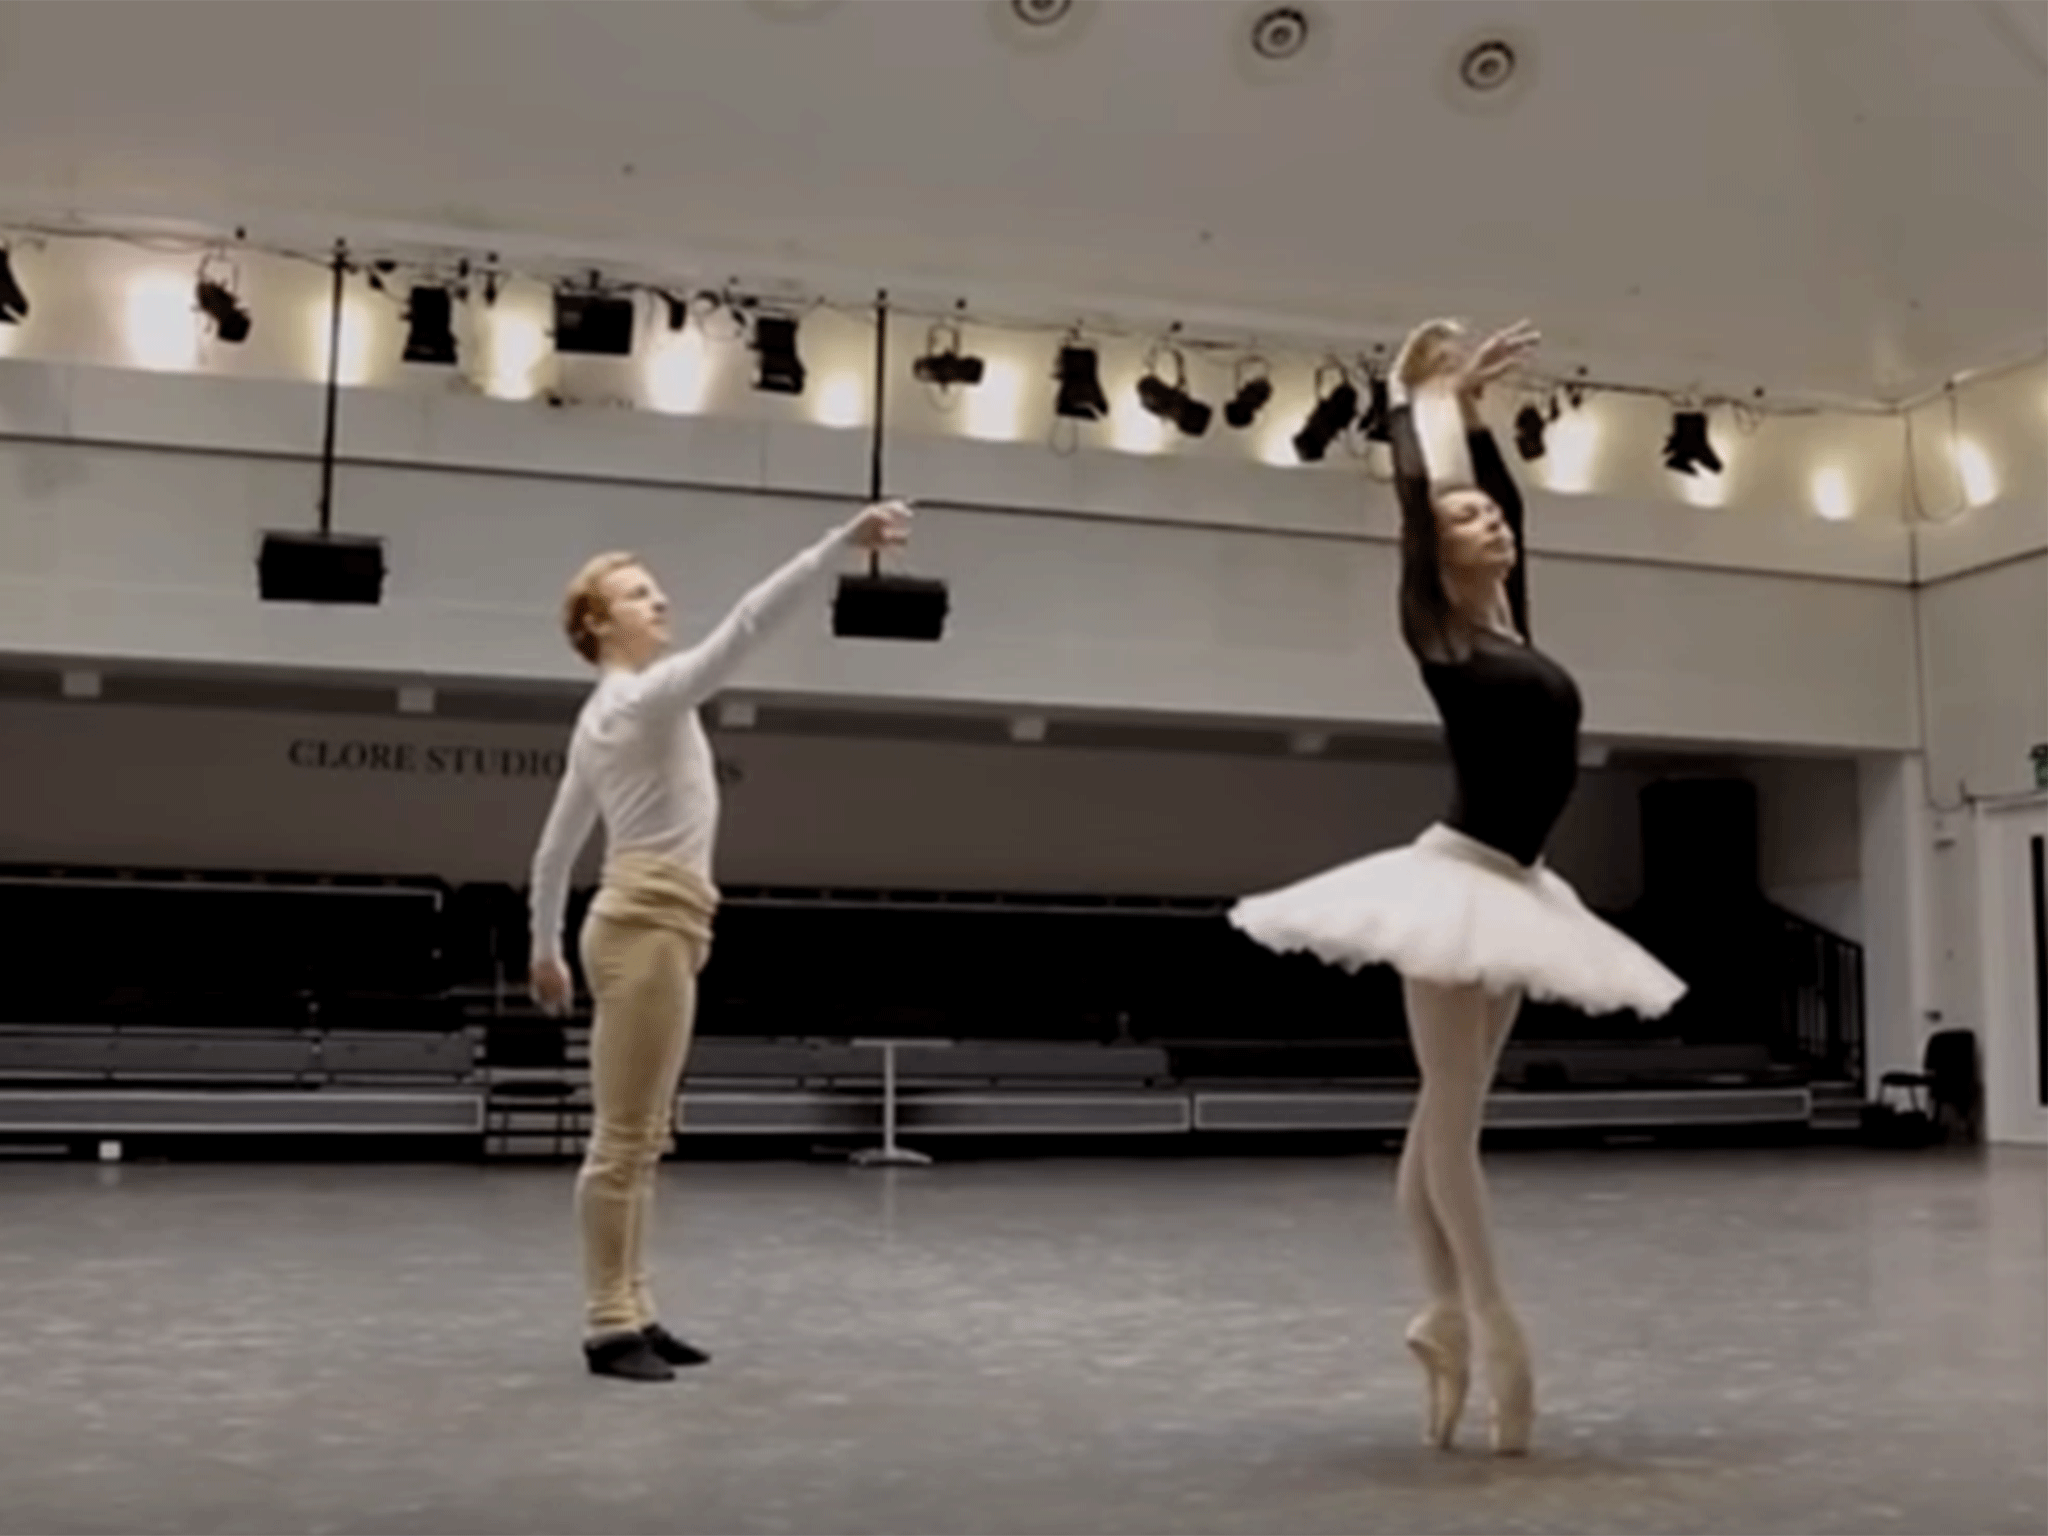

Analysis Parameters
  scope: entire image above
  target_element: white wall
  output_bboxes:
[1975,797,2048,1146]
[1918,549,2048,800]
[0,698,1659,905]
[0,360,1923,753]
[1743,755,1865,940]
[1910,368,2048,800]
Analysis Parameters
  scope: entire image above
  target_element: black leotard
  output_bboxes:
[1391,404,1583,867]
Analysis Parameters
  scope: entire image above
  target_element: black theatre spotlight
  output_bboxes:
[0,248,27,324]
[1136,347,1212,437]
[1358,372,1391,443]
[553,286,635,357]
[752,313,807,395]
[1223,360,1272,429]
[1293,365,1358,463]
[1664,408,1723,476]
[912,318,985,390]
[1053,342,1109,421]
[1514,403,1548,461]
[402,287,459,366]
[195,275,252,344]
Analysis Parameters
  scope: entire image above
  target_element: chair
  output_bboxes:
[1875,1028,1980,1144]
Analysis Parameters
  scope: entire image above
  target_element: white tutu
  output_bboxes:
[1229,823,1687,1019]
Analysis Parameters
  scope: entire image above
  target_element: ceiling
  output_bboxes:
[0,0,2042,400]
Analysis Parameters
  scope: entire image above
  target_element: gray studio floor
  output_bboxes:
[1,1144,2042,1536]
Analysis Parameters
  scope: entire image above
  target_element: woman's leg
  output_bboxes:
[578,918,695,1346]
[1401,976,1532,1451]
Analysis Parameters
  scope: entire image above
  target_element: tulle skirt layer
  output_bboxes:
[1228,823,1687,1018]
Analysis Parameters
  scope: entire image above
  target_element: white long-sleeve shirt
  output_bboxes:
[527,521,857,966]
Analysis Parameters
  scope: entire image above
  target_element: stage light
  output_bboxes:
[1135,347,1211,437]
[1292,366,1358,463]
[1662,409,1722,476]
[0,249,26,324]
[1357,373,1391,443]
[1514,404,1547,460]
[1053,343,1109,421]
[402,287,458,366]
[752,314,806,395]
[913,316,986,390]
[1224,361,1272,429]
[196,275,252,344]
[553,287,634,357]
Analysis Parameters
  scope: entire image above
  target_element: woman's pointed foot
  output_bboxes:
[1477,1306,1535,1455]
[1403,1303,1471,1450]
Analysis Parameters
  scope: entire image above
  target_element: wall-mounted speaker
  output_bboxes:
[258,530,386,605]
[832,568,949,642]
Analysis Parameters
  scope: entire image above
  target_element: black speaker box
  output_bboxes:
[258,530,386,605]
[832,572,949,642]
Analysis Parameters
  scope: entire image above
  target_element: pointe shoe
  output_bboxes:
[1403,1304,1471,1450]
[1478,1312,1535,1456]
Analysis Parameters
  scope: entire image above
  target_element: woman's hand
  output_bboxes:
[1393,318,1468,391]
[849,499,914,551]
[1454,320,1540,401]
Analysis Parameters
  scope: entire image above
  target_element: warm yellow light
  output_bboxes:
[1954,437,1998,508]
[962,358,1024,442]
[1676,468,1728,508]
[644,327,712,415]
[1256,415,1300,467]
[1542,411,1600,493]
[483,308,548,401]
[308,293,374,388]
[1110,389,1167,455]
[124,272,200,372]
[812,371,865,429]
[1811,467,1853,522]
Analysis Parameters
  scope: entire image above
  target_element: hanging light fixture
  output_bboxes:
[195,255,252,344]
[1053,339,1109,421]
[1356,364,1391,443]
[0,247,27,324]
[911,312,985,390]
[1663,407,1722,476]
[1135,340,1212,437]
[1223,357,1273,429]
[1293,362,1358,463]
[402,287,459,366]
[752,313,807,395]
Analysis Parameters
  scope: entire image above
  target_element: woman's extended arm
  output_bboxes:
[1460,391,1529,639]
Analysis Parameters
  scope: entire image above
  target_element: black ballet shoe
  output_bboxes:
[641,1323,711,1368]
[584,1331,675,1382]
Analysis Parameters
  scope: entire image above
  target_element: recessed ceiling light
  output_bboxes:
[1250,5,1310,61]
[1459,38,1518,92]
[1439,26,1537,116]
[1011,0,1072,26]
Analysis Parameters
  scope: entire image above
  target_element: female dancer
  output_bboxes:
[528,498,913,1382]
[1230,319,1685,1453]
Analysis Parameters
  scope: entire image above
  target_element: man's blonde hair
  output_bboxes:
[562,551,643,664]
